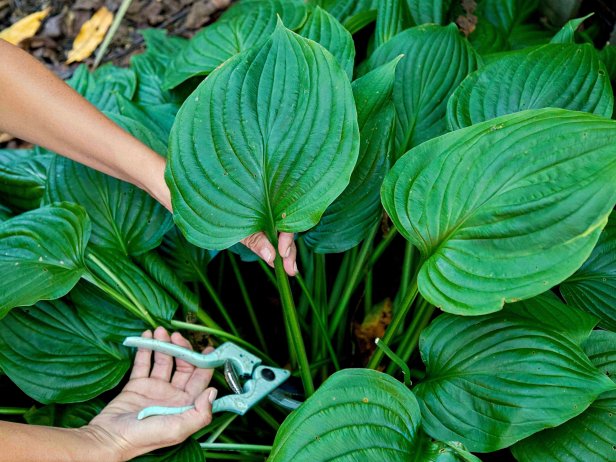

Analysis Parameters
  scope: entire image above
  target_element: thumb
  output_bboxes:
[175,387,217,436]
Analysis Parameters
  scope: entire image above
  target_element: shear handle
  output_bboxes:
[123,337,261,377]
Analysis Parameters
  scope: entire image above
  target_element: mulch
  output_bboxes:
[0,0,232,148]
[0,0,232,78]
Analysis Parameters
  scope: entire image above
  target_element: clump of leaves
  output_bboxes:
[1,0,615,461]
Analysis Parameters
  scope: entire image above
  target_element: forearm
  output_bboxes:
[0,39,170,209]
[0,421,119,462]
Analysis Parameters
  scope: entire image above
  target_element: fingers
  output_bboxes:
[241,231,298,276]
[185,347,215,399]
[149,327,174,381]
[129,330,153,380]
[168,388,216,443]
[170,332,196,389]
[241,232,275,267]
[278,232,297,276]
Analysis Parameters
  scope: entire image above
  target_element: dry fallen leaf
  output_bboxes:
[66,6,113,64]
[0,132,15,143]
[353,298,393,365]
[0,7,51,45]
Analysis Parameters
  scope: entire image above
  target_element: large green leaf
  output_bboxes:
[311,0,378,23]
[550,14,593,44]
[270,369,422,461]
[304,57,399,252]
[158,227,216,282]
[69,281,148,344]
[0,149,51,212]
[84,247,177,323]
[560,210,616,331]
[363,24,480,157]
[415,312,615,452]
[0,299,131,403]
[0,203,11,221]
[406,0,452,25]
[599,45,616,82]
[24,399,106,428]
[167,23,359,250]
[447,44,613,130]
[163,0,308,90]
[382,109,616,315]
[67,64,136,113]
[131,29,187,106]
[299,6,355,79]
[512,330,616,461]
[476,0,539,35]
[508,292,597,345]
[0,203,89,319]
[116,95,179,146]
[46,113,172,256]
[375,0,411,48]
[135,438,203,462]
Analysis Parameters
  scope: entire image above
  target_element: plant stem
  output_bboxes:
[228,253,268,354]
[195,266,239,337]
[387,298,435,375]
[200,443,272,453]
[274,256,315,396]
[170,320,276,365]
[253,405,280,431]
[398,241,416,300]
[0,407,28,415]
[258,260,278,287]
[327,250,351,311]
[375,338,411,387]
[296,274,340,371]
[201,453,262,461]
[206,413,237,443]
[93,0,133,67]
[328,224,378,336]
[366,277,419,370]
[84,254,157,328]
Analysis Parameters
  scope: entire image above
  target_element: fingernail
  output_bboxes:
[208,389,218,404]
[293,262,298,274]
[284,246,291,258]
[261,248,272,262]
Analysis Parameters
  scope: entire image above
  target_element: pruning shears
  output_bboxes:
[123,337,301,418]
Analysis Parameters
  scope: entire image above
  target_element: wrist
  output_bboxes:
[78,425,125,462]
[133,150,172,212]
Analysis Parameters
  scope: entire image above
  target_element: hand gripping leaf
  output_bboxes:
[167,22,359,250]
[381,109,616,315]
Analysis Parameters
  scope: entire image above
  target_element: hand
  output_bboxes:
[241,231,297,276]
[150,169,298,277]
[86,328,216,462]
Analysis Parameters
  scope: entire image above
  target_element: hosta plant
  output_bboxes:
[1,0,616,460]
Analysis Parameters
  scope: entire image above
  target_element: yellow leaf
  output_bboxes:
[0,7,51,45]
[66,7,114,64]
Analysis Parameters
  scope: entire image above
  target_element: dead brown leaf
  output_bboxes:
[353,298,393,365]
[0,132,14,143]
[66,6,113,64]
[0,7,50,45]
[457,0,478,37]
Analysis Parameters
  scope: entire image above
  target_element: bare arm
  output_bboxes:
[0,39,169,208]
[0,39,297,274]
